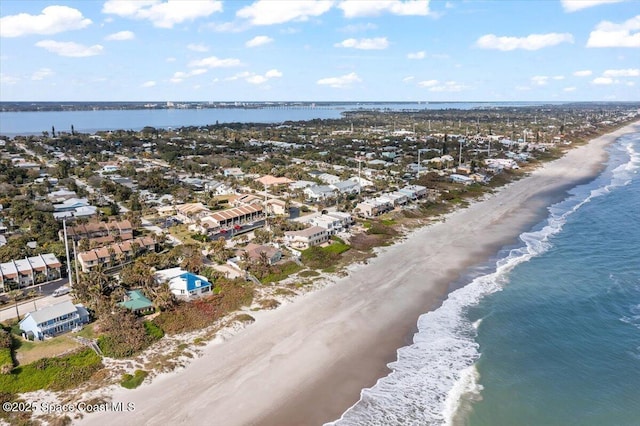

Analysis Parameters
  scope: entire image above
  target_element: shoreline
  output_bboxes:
[77,121,639,426]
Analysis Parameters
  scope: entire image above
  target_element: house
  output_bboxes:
[354,198,393,218]
[303,185,336,201]
[53,198,90,212]
[310,215,343,236]
[240,243,282,265]
[265,199,288,216]
[331,180,360,195]
[119,290,154,315]
[223,167,245,178]
[0,253,62,292]
[326,211,354,228]
[450,174,474,184]
[317,173,341,185]
[154,268,212,298]
[284,226,329,249]
[19,301,90,340]
[398,185,427,200]
[232,193,263,208]
[255,175,294,187]
[175,202,210,224]
[204,204,264,231]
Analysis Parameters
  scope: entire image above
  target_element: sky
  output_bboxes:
[0,0,638,102]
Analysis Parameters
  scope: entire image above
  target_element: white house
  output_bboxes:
[154,267,212,298]
[284,226,329,249]
[19,301,90,340]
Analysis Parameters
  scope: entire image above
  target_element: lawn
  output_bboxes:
[15,335,81,366]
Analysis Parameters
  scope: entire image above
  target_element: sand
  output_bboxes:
[78,122,639,426]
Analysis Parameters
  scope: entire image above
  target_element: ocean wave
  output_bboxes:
[327,134,639,426]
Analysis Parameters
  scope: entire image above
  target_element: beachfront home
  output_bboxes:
[119,290,154,315]
[154,267,212,298]
[284,226,329,249]
[239,243,283,265]
[19,301,90,340]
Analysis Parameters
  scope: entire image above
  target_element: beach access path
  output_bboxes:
[79,122,639,426]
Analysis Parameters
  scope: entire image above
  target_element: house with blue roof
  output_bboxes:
[154,267,212,299]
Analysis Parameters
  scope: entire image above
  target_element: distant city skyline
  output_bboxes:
[1,0,638,102]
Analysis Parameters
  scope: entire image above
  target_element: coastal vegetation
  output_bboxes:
[0,103,637,424]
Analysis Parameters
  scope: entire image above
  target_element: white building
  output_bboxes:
[284,226,329,249]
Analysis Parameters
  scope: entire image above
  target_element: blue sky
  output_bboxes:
[0,0,638,102]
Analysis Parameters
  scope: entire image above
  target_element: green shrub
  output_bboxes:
[154,279,254,335]
[0,349,102,393]
[143,321,164,340]
[120,369,148,389]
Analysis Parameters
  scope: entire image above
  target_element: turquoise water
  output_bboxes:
[330,129,640,425]
[467,132,640,426]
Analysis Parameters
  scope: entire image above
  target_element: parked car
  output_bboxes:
[52,286,71,297]
[234,224,242,230]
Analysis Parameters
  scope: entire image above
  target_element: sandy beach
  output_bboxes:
[78,122,639,426]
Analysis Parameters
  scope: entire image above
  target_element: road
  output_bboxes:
[0,279,71,323]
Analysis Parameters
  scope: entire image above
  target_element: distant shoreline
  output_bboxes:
[75,122,639,426]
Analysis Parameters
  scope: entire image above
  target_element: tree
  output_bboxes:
[7,289,24,321]
[180,244,203,273]
[152,283,176,312]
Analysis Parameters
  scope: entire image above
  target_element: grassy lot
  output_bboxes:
[0,349,102,394]
[169,224,205,246]
[15,335,81,366]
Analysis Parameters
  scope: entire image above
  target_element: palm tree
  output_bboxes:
[152,283,175,312]
[7,289,24,321]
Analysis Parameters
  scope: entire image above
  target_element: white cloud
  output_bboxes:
[105,30,135,41]
[247,75,268,84]
[573,70,593,77]
[102,0,223,29]
[187,43,209,52]
[592,77,614,84]
[188,56,242,68]
[317,72,362,88]
[339,22,377,32]
[476,33,574,51]
[246,35,274,47]
[561,0,625,13]
[141,80,156,87]
[563,86,577,92]
[407,51,426,59]
[531,76,549,85]
[31,68,54,80]
[237,0,333,26]
[516,85,531,91]
[246,69,283,84]
[335,37,389,50]
[170,68,208,83]
[265,69,283,78]
[0,73,20,85]
[586,15,640,48]
[603,68,640,77]
[35,40,104,57]
[166,57,177,62]
[553,75,565,80]
[418,79,438,87]
[226,71,252,81]
[1,5,92,38]
[403,76,415,82]
[428,80,467,92]
[338,0,431,18]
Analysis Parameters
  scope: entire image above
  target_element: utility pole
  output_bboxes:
[459,139,464,167]
[62,218,73,288]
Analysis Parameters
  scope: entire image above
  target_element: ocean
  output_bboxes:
[329,129,640,425]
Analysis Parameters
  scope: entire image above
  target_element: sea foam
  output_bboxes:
[327,133,639,426]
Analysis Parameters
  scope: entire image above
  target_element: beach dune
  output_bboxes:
[79,122,639,426]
